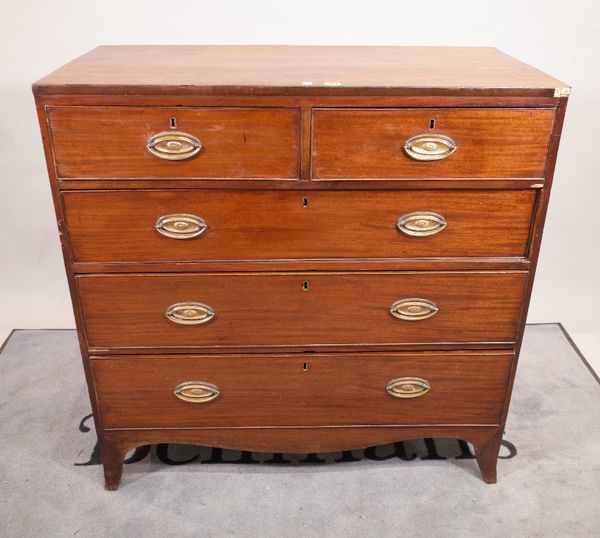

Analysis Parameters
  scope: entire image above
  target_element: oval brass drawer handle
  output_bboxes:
[404,134,456,161]
[397,212,446,237]
[386,377,430,399]
[390,298,439,321]
[174,381,220,403]
[166,302,215,325]
[147,131,202,161]
[156,214,208,239]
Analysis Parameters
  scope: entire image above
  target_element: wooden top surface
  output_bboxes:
[33,45,568,96]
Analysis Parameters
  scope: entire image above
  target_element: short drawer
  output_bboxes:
[77,271,527,350]
[312,108,554,179]
[64,189,536,264]
[47,107,300,179]
[92,352,512,429]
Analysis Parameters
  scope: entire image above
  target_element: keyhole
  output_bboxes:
[429,118,436,129]
[303,362,309,371]
[302,196,309,207]
[302,281,310,291]
[170,116,177,129]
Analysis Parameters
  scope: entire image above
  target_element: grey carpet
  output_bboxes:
[0,325,598,537]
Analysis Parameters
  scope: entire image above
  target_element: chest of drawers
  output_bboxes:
[33,46,569,490]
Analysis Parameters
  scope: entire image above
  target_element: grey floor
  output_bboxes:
[0,325,599,537]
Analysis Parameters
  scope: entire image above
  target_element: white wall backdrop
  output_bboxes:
[1,0,598,362]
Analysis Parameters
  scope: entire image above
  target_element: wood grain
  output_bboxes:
[312,108,554,179]
[76,271,528,350]
[33,46,567,96]
[57,178,547,191]
[33,101,106,444]
[36,92,561,109]
[99,424,504,489]
[72,259,530,275]
[63,189,537,264]
[47,106,300,180]
[101,425,501,457]
[32,45,570,488]
[92,351,512,429]
[498,95,570,429]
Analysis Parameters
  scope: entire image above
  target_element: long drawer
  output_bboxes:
[63,189,536,264]
[77,271,527,350]
[92,352,513,429]
[47,107,300,180]
[312,108,554,179]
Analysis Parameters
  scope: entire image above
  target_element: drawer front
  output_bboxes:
[312,108,554,179]
[92,352,512,429]
[77,272,527,350]
[47,107,300,179]
[64,189,536,264]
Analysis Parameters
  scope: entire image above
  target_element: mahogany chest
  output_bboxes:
[33,46,569,489]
